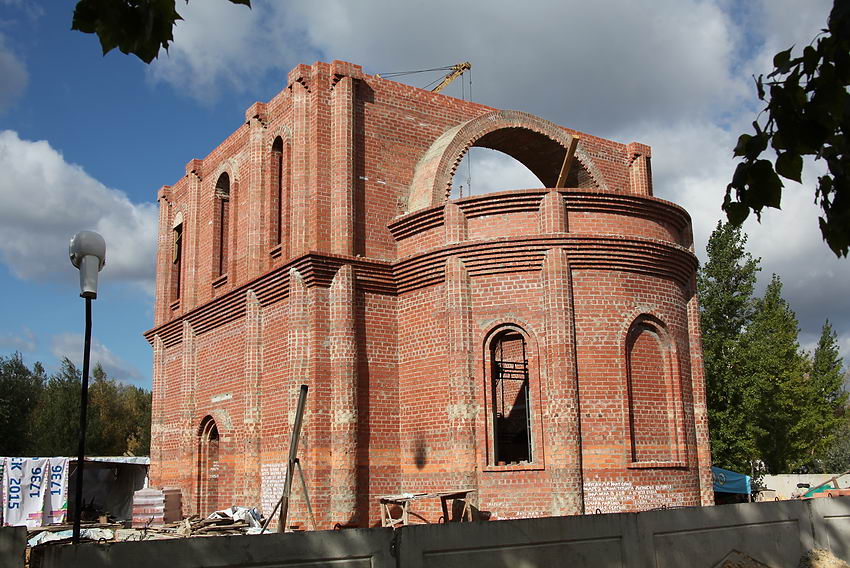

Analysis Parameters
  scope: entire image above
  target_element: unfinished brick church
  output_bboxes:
[144,60,714,528]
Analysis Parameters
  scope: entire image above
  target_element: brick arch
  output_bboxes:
[623,314,685,465]
[480,320,545,467]
[267,124,293,147]
[406,110,605,212]
[196,415,221,515]
[209,159,240,193]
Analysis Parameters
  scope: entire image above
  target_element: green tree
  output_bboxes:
[30,359,83,456]
[72,0,251,64]
[0,353,45,455]
[726,0,850,257]
[697,221,761,471]
[819,413,850,472]
[87,364,152,456]
[805,322,848,470]
[741,275,810,474]
[29,359,153,456]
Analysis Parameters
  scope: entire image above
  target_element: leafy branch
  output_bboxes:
[725,0,850,257]
[72,0,251,64]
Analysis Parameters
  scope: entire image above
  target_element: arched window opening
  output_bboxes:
[451,147,542,200]
[197,416,220,515]
[171,218,184,303]
[214,173,230,278]
[626,318,679,463]
[490,330,532,464]
[271,137,284,246]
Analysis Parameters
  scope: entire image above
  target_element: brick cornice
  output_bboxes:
[389,188,691,242]
[144,253,394,347]
[393,235,697,293]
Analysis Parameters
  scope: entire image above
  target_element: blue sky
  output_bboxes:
[0,0,847,388]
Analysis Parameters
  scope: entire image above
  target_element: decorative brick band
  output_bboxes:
[144,253,394,347]
[390,188,691,241]
[393,235,696,293]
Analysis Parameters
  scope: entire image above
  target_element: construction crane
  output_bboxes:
[375,62,472,94]
[431,62,471,93]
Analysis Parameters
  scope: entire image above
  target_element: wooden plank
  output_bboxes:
[555,137,580,188]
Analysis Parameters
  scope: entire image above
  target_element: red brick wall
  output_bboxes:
[145,60,713,529]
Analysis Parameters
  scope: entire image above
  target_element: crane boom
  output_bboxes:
[431,62,471,94]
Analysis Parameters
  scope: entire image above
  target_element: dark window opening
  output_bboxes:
[271,137,284,246]
[214,173,230,277]
[491,331,532,464]
[171,223,183,301]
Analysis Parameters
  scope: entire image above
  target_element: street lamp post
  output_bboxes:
[68,231,106,545]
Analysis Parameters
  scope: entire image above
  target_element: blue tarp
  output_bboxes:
[712,466,752,494]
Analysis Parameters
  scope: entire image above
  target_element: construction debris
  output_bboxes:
[799,549,850,568]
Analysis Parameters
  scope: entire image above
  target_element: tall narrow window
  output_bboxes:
[491,330,532,464]
[197,416,220,515]
[171,221,183,302]
[214,173,230,278]
[626,317,680,463]
[271,137,284,246]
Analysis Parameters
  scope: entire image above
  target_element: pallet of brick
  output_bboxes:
[132,488,165,527]
[163,488,182,523]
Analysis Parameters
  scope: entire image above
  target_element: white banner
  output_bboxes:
[4,457,49,528]
[45,458,68,524]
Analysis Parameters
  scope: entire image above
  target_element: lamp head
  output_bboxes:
[69,231,106,299]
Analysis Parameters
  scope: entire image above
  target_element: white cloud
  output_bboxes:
[51,332,142,384]
[284,0,747,134]
[0,326,36,353]
[451,148,542,199]
[147,1,314,103]
[0,34,27,113]
[0,130,158,293]
[146,0,747,132]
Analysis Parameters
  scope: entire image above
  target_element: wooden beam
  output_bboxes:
[555,136,580,188]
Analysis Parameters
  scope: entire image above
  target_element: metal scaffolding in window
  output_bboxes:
[491,334,532,464]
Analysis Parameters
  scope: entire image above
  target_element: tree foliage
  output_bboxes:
[807,323,849,471]
[699,223,847,474]
[0,353,45,455]
[72,0,251,64]
[697,221,761,471]
[818,406,850,472]
[740,276,809,474]
[30,359,84,456]
[0,355,152,457]
[725,0,850,257]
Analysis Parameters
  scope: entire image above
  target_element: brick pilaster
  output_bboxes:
[627,142,653,197]
[444,202,468,244]
[286,268,311,527]
[243,290,263,506]
[687,276,714,505]
[290,83,309,258]
[331,77,355,255]
[183,164,202,309]
[245,104,268,277]
[445,257,478,493]
[154,187,171,326]
[180,320,198,514]
[541,248,583,515]
[538,190,567,233]
[149,335,165,486]
[329,264,358,523]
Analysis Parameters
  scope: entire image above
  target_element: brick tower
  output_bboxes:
[145,60,714,528]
